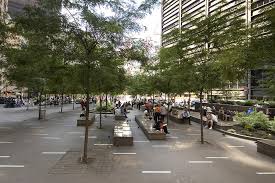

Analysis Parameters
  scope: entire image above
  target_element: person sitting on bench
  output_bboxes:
[153,119,169,134]
[181,107,191,125]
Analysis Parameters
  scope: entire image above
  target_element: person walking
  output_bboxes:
[80,99,85,111]
[160,104,167,120]
[154,104,161,122]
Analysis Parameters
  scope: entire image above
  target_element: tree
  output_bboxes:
[60,0,158,162]
[2,0,158,163]
[160,4,248,143]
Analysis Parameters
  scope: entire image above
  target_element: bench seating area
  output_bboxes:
[190,112,238,130]
[169,114,190,124]
[77,113,95,126]
[114,115,127,120]
[257,139,275,158]
[113,120,133,146]
[135,115,166,140]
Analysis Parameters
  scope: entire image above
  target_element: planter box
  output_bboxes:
[77,114,95,126]
[257,139,275,158]
[113,121,133,146]
[205,104,275,118]
[114,115,126,120]
[135,116,166,140]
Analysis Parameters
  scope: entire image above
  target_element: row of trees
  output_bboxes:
[128,4,275,143]
[0,0,158,162]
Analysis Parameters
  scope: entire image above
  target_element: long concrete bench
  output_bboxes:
[113,120,133,146]
[190,112,238,130]
[77,114,95,126]
[135,115,166,140]
[114,115,127,120]
[257,139,275,158]
[169,114,190,124]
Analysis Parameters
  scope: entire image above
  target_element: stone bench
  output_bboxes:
[77,114,95,126]
[190,113,237,130]
[257,139,275,158]
[169,114,190,124]
[113,120,133,146]
[135,115,166,140]
[114,115,127,120]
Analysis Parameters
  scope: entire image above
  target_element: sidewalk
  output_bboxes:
[0,108,274,183]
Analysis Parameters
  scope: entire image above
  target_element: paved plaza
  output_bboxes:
[0,105,275,183]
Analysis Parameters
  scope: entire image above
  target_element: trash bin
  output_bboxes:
[39,109,46,120]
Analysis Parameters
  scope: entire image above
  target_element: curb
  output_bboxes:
[190,116,264,141]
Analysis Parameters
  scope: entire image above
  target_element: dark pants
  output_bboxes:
[183,117,191,125]
[163,126,169,134]
[154,112,161,122]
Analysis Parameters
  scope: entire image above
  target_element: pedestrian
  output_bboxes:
[120,104,127,118]
[80,98,85,111]
[247,107,253,115]
[160,104,167,120]
[154,104,161,122]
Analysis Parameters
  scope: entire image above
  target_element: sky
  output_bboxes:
[133,5,162,47]
[62,1,162,48]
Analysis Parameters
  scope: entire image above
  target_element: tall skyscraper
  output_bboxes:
[161,0,275,99]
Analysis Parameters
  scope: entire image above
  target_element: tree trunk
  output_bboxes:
[82,92,90,163]
[188,92,191,111]
[247,70,252,100]
[38,91,42,120]
[27,89,30,111]
[100,96,102,129]
[60,92,64,113]
[167,93,169,124]
[44,93,47,109]
[153,93,155,105]
[200,89,204,144]
[105,93,108,108]
[210,89,213,102]
[72,94,75,110]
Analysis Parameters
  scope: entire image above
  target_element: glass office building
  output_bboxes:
[161,0,275,99]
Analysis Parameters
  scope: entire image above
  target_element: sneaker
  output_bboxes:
[204,126,208,129]
[209,127,212,129]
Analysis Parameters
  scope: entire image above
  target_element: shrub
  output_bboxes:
[267,102,275,108]
[235,111,271,131]
[242,100,255,106]
[271,120,275,131]
[235,101,245,105]
[244,124,254,131]
[219,100,235,105]
[96,102,113,112]
[209,99,218,103]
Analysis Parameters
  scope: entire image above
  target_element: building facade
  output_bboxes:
[8,0,37,17]
[0,0,8,18]
[161,0,275,99]
[0,0,37,97]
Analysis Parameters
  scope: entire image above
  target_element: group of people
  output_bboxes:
[143,102,170,134]
[114,101,128,118]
